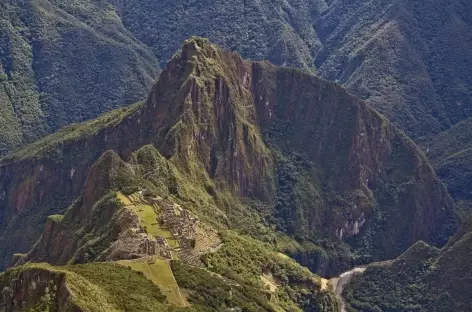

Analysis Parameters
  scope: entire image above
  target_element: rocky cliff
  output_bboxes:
[0,38,458,274]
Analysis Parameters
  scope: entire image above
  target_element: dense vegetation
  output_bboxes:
[344,215,472,312]
[0,0,159,155]
[0,263,169,311]
[1,0,471,157]
[423,117,472,214]
[176,230,338,312]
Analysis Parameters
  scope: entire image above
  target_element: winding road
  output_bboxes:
[330,267,366,312]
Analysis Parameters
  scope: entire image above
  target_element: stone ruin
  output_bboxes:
[159,202,198,250]
[106,228,161,260]
[106,194,199,262]
[156,237,172,259]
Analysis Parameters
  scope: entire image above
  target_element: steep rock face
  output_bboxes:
[0,266,81,312]
[251,61,456,259]
[0,104,149,269]
[143,39,275,200]
[19,151,137,265]
[0,38,457,272]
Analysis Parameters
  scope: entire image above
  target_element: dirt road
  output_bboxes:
[330,267,366,312]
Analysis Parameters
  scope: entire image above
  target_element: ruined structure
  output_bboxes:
[159,202,198,249]
[107,193,199,262]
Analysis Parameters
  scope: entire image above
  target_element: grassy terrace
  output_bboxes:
[118,258,188,307]
[115,192,186,306]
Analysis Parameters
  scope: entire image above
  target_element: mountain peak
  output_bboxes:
[182,36,215,53]
[0,39,457,279]
[169,36,224,72]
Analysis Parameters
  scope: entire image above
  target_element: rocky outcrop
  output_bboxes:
[17,150,142,266]
[0,104,151,269]
[0,266,81,312]
[0,37,458,272]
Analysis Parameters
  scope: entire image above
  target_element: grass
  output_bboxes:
[2,101,143,162]
[118,258,188,307]
[0,262,168,312]
[116,192,133,206]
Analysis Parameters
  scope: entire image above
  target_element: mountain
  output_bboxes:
[0,0,159,155]
[315,0,472,139]
[1,0,471,158]
[0,0,328,157]
[343,214,472,312]
[0,37,457,288]
[423,117,472,213]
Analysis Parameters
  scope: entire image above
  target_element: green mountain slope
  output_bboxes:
[0,262,169,311]
[7,143,339,311]
[344,214,472,312]
[423,117,472,213]
[315,0,472,138]
[0,38,457,279]
[2,0,471,157]
[113,0,327,70]
[0,0,159,155]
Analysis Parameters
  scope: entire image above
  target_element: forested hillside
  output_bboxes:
[0,0,159,155]
[1,0,471,158]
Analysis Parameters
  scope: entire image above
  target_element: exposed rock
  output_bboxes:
[0,267,81,312]
[0,37,458,271]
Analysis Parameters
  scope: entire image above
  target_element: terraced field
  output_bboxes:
[118,258,188,307]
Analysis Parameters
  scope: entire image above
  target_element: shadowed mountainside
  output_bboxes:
[0,38,457,276]
[423,117,472,214]
[0,0,160,155]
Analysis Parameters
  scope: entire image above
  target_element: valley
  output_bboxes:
[0,0,470,307]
